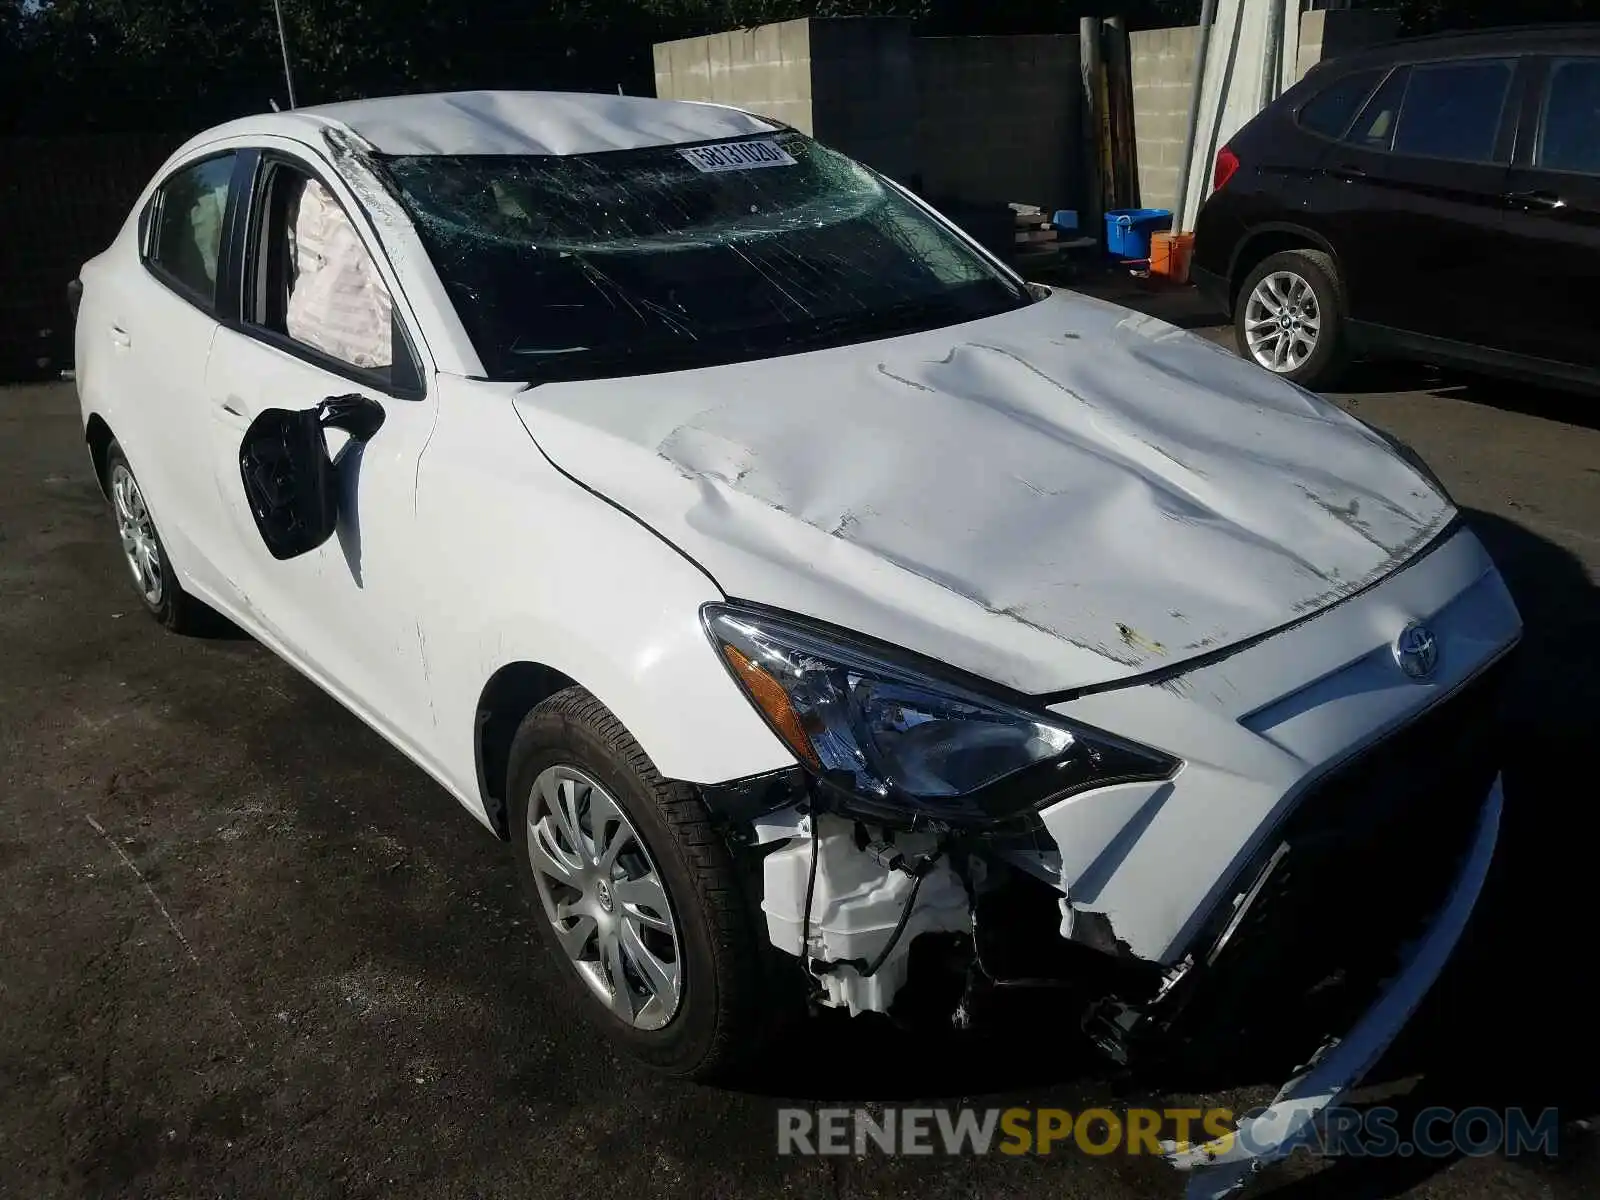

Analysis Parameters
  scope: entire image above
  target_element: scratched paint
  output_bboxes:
[512,289,1453,694]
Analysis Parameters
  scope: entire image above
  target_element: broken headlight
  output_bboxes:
[704,604,1179,827]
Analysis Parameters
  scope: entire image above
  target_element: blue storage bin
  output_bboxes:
[1105,208,1173,260]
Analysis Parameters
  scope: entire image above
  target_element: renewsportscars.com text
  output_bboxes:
[777,1105,1561,1159]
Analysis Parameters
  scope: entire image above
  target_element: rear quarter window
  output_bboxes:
[1297,68,1387,139]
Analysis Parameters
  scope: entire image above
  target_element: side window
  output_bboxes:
[1390,59,1515,163]
[1298,68,1387,140]
[1538,57,1600,175]
[1346,68,1410,152]
[248,161,394,372]
[148,153,238,306]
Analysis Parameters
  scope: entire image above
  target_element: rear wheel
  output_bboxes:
[1236,249,1347,389]
[508,686,768,1079]
[104,442,206,633]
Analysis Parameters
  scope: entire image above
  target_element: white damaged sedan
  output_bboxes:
[74,91,1519,1194]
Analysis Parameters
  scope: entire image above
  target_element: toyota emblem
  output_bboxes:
[1393,622,1439,681]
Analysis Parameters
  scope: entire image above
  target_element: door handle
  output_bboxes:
[1329,162,1368,180]
[109,325,132,348]
[1503,189,1565,211]
[219,397,251,422]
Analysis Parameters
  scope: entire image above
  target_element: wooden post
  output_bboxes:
[1104,16,1136,210]
[1079,16,1104,242]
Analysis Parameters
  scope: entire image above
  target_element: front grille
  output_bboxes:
[1148,653,1510,1075]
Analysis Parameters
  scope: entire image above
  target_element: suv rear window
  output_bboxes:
[1298,68,1386,139]
[1392,59,1514,162]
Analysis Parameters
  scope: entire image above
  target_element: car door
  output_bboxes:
[104,150,244,600]
[1313,56,1518,351]
[203,146,439,746]
[1496,54,1600,374]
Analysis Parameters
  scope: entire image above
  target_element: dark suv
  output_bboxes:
[1192,25,1600,391]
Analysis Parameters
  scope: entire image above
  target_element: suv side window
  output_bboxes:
[246,159,396,374]
[147,153,238,306]
[1391,59,1515,162]
[1538,57,1600,175]
[1298,68,1386,140]
[1346,67,1410,152]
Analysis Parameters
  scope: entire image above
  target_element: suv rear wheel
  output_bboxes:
[1236,249,1347,389]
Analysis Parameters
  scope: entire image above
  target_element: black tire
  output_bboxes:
[508,686,766,1080]
[103,441,207,633]
[1234,248,1348,390]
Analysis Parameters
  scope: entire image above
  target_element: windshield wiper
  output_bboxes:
[774,296,987,352]
[511,337,721,384]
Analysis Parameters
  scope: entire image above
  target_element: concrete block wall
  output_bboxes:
[1129,24,1201,218]
[914,35,1081,209]
[653,18,814,135]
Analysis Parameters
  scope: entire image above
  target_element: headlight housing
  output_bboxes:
[704,604,1179,827]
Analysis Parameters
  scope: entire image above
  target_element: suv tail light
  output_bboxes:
[1213,146,1240,192]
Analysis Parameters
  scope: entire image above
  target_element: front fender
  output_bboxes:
[416,375,794,827]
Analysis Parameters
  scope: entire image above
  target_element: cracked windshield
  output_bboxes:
[383,132,1030,381]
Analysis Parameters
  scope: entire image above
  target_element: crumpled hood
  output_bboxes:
[511,291,1454,695]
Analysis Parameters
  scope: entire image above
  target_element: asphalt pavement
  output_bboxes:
[2,339,1597,1199]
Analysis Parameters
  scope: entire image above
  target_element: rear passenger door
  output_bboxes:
[1315,56,1518,351]
[1497,54,1600,373]
[111,151,242,601]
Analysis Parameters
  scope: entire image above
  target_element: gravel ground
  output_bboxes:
[1,351,1596,1200]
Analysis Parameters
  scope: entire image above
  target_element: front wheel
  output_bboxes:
[1235,249,1347,389]
[508,687,770,1079]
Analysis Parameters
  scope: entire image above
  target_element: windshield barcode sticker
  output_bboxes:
[678,139,796,173]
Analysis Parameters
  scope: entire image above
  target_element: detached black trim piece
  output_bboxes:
[695,767,809,825]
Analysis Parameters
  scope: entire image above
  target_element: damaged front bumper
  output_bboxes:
[728,763,1502,1197]
[690,529,1520,1196]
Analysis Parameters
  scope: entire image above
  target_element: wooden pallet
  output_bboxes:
[1010,203,1059,249]
[1009,202,1064,264]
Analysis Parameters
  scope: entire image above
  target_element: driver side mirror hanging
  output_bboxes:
[238,394,386,561]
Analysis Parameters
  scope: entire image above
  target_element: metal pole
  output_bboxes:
[273,0,299,109]
[1260,0,1286,112]
[1174,0,1219,231]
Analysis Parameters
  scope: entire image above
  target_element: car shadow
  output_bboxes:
[1335,359,1600,432]
[182,603,253,640]
[727,508,1599,1190]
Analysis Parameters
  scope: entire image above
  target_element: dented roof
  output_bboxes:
[290,91,779,157]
